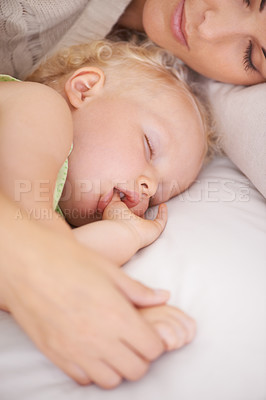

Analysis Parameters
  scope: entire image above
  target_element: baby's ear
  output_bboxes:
[64,67,105,108]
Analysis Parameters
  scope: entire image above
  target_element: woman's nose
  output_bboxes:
[198,8,256,43]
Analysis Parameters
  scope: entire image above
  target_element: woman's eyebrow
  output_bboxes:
[260,0,266,12]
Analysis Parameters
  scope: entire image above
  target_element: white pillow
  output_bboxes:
[206,80,266,198]
[0,156,265,400]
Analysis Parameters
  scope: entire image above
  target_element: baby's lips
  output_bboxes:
[97,189,114,213]
[98,188,142,213]
[122,193,140,209]
[115,187,140,209]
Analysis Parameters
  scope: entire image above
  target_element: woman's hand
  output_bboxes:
[0,194,170,389]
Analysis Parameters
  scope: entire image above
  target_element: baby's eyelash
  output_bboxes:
[144,134,154,158]
[243,40,256,72]
[243,0,251,6]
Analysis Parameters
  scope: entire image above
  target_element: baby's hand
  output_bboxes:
[139,305,196,351]
[103,192,167,250]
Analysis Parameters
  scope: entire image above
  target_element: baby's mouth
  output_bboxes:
[97,189,114,213]
[97,188,141,213]
[117,187,140,209]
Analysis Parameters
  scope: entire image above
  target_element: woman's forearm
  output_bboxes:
[0,193,71,310]
[0,193,29,310]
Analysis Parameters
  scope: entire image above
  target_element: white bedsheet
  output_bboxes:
[0,156,265,400]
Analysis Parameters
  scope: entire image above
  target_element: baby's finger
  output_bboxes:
[139,305,196,351]
[153,203,168,231]
[103,194,128,220]
[111,190,120,201]
[162,306,197,344]
[136,204,168,248]
[152,320,187,351]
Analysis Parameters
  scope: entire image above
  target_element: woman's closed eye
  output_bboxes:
[242,0,265,73]
[243,40,257,72]
[243,0,266,12]
[260,0,266,12]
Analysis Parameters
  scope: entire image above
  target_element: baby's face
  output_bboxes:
[60,82,206,226]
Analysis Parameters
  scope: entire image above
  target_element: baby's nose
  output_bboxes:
[138,176,158,199]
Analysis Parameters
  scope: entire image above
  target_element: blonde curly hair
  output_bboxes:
[28,38,217,160]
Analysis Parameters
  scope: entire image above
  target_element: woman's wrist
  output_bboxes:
[0,193,41,312]
[0,195,19,311]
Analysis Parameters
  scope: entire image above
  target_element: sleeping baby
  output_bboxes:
[0,38,215,387]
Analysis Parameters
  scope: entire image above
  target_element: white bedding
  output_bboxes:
[0,156,265,400]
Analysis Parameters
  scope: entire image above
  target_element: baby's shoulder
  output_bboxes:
[0,79,65,107]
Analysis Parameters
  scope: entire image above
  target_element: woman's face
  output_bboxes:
[142,0,266,84]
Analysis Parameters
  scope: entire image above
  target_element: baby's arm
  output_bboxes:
[74,193,196,351]
[73,191,167,266]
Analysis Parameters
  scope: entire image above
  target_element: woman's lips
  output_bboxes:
[171,0,188,47]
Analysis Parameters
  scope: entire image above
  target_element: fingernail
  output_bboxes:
[156,325,178,351]
[153,289,170,300]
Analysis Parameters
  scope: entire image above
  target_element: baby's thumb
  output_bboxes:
[115,273,170,307]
